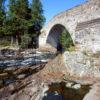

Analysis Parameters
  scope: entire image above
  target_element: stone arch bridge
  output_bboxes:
[39,0,100,52]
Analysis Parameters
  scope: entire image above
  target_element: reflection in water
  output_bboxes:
[42,81,90,100]
[43,92,63,100]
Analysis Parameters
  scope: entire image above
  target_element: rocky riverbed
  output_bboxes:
[0,49,56,68]
[0,48,100,100]
[0,67,91,100]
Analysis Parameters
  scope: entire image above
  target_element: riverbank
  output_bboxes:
[0,48,100,100]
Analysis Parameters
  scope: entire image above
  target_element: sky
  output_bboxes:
[6,0,87,25]
[41,0,87,25]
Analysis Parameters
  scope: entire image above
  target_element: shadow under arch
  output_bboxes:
[46,24,74,53]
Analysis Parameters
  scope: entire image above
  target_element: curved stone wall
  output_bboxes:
[39,0,100,52]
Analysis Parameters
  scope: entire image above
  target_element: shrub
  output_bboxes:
[20,34,31,49]
[59,30,74,51]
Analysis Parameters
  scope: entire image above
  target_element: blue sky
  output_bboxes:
[41,0,87,25]
[6,0,87,25]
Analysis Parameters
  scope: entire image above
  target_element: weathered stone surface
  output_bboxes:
[83,83,100,100]
[39,0,100,53]
[63,51,100,79]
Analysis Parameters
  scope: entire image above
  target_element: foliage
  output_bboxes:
[59,30,74,51]
[0,0,6,35]
[31,0,45,34]
[20,33,31,49]
[7,0,30,35]
[28,0,46,48]
[0,0,45,48]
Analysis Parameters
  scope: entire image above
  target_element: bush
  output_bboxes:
[59,30,74,51]
[20,34,31,49]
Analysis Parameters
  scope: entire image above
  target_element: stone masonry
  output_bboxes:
[39,0,100,52]
[39,0,100,79]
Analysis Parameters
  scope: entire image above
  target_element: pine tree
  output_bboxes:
[15,0,30,20]
[31,0,45,32]
[31,0,45,47]
[0,0,6,35]
[5,0,30,45]
[12,0,30,35]
[15,0,31,38]
[9,0,16,18]
[5,0,17,36]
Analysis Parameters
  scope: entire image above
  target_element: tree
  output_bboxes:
[5,0,31,45]
[14,0,31,44]
[15,0,30,20]
[8,0,16,18]
[31,0,45,47]
[4,0,17,45]
[20,33,31,49]
[0,0,6,35]
[59,30,74,51]
[31,0,45,32]
[1,0,45,48]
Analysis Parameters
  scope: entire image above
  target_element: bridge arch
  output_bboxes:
[46,24,74,52]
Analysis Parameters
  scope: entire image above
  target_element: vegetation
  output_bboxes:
[0,0,6,35]
[0,0,45,49]
[59,30,75,51]
[20,34,31,49]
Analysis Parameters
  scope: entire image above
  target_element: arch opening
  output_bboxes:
[46,24,74,52]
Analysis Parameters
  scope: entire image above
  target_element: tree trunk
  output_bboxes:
[16,35,18,46]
